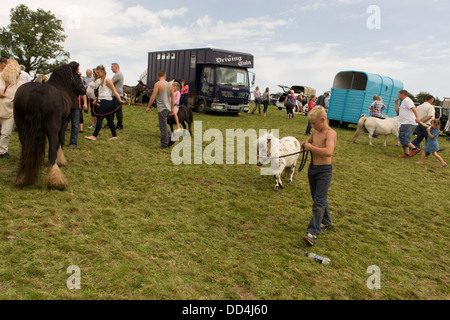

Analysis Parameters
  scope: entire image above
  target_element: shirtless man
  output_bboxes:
[301,106,337,246]
[146,70,175,149]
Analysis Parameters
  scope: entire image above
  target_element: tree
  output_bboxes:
[415,91,441,106]
[415,92,432,104]
[0,4,70,77]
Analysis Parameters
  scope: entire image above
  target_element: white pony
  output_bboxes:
[353,115,400,147]
[256,132,301,191]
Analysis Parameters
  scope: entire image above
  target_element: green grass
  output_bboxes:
[0,104,449,300]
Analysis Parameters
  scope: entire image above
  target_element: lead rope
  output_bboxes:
[297,149,310,173]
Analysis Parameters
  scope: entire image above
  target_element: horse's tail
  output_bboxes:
[352,115,367,143]
[13,89,46,186]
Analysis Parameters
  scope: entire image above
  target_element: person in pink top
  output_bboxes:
[171,81,181,132]
[180,79,189,107]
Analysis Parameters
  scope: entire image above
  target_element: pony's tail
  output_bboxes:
[352,115,367,143]
[13,97,46,187]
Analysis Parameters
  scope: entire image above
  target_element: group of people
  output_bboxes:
[0,58,129,158]
[395,90,446,167]
[250,86,271,117]
[145,71,191,149]
[0,57,58,159]
[83,63,126,142]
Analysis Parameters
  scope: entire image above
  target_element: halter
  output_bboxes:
[258,144,311,173]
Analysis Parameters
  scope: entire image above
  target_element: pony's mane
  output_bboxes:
[48,64,72,87]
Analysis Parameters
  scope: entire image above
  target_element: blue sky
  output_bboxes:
[2,0,450,98]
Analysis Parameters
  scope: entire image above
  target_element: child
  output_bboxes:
[180,79,189,107]
[171,82,181,133]
[369,95,386,119]
[301,106,337,246]
[416,119,447,167]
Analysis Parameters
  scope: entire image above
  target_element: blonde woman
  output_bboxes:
[251,86,262,114]
[85,65,126,141]
[0,60,22,159]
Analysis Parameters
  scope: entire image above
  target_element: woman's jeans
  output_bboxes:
[252,98,261,114]
[93,100,117,137]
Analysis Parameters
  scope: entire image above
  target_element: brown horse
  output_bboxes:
[13,62,86,190]
[123,80,147,103]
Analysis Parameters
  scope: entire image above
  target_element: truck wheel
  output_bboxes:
[329,120,339,127]
[196,100,206,114]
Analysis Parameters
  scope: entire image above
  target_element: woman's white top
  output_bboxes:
[98,78,113,101]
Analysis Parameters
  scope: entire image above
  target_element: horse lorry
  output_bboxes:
[147,48,254,114]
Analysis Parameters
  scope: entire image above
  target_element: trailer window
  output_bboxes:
[216,67,249,87]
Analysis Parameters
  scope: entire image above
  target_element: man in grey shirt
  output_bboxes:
[111,63,124,129]
[146,70,175,149]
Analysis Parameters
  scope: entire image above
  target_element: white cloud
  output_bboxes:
[1,0,449,98]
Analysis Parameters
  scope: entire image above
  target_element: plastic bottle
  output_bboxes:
[305,252,331,265]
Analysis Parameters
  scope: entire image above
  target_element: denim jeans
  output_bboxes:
[93,100,117,137]
[158,109,170,148]
[398,124,417,147]
[307,164,333,236]
[113,96,124,128]
[69,109,81,146]
[305,120,312,134]
[263,101,269,114]
[412,124,428,149]
[252,98,261,113]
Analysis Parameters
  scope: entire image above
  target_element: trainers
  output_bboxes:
[442,163,448,168]
[303,233,317,246]
[320,223,333,231]
[408,148,420,158]
[398,153,409,158]
[0,152,11,159]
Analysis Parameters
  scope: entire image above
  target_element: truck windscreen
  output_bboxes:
[216,67,249,87]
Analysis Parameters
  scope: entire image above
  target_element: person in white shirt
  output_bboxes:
[395,90,421,158]
[19,65,32,83]
[412,95,435,150]
[0,60,22,159]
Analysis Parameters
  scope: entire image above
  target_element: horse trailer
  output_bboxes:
[327,71,403,126]
[147,48,254,114]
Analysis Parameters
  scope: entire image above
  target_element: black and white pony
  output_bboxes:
[256,132,301,191]
[13,62,86,190]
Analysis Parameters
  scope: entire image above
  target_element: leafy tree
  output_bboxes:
[434,97,441,106]
[415,91,441,106]
[407,92,417,103]
[0,4,70,77]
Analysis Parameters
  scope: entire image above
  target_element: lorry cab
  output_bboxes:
[197,64,250,113]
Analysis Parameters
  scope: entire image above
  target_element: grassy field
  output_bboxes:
[0,103,449,300]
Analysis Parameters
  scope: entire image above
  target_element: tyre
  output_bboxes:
[196,100,206,114]
[329,119,340,127]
